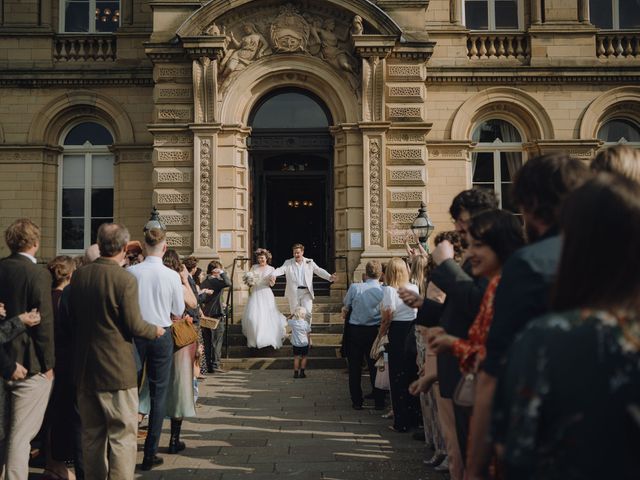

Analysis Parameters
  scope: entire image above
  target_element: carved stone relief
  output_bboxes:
[153,167,193,185]
[387,106,423,121]
[387,64,423,80]
[369,139,382,246]
[388,167,425,184]
[199,138,213,248]
[388,147,425,162]
[153,189,192,206]
[390,190,424,203]
[192,57,217,123]
[205,2,363,90]
[156,149,193,163]
[159,210,192,226]
[166,231,193,248]
[157,108,192,121]
[153,134,193,146]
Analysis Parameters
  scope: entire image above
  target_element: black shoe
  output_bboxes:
[293,371,299,378]
[168,439,186,454]
[352,403,363,410]
[299,370,306,378]
[141,455,163,471]
[412,430,426,442]
[168,418,186,454]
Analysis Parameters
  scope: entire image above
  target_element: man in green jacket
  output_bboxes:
[70,223,163,479]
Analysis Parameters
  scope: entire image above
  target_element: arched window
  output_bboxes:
[597,118,640,145]
[58,121,114,252]
[471,119,523,211]
[249,90,331,130]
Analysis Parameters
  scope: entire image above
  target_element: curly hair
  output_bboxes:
[254,248,272,264]
[449,189,498,220]
[47,255,75,288]
[183,255,198,271]
[162,249,182,273]
[434,230,464,264]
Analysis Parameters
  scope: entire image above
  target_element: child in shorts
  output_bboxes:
[288,306,311,378]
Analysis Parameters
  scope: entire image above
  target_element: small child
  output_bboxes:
[288,306,311,378]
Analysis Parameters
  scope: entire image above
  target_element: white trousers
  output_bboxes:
[289,289,313,323]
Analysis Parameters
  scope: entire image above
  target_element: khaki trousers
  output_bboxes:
[78,387,138,480]
[1,373,53,480]
[434,380,465,480]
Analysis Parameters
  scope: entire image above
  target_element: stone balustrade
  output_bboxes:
[53,35,117,62]
[467,34,530,62]
[596,32,640,59]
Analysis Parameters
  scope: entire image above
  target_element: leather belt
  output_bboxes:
[297,286,308,289]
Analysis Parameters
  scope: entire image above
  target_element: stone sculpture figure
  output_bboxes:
[310,18,356,76]
[219,23,272,78]
[351,15,364,35]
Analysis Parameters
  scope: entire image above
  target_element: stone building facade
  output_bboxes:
[0,0,639,294]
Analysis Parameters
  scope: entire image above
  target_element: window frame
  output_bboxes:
[597,117,640,149]
[463,0,525,32]
[57,122,115,255]
[471,118,525,209]
[59,0,121,34]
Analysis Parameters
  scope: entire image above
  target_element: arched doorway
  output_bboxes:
[248,88,334,271]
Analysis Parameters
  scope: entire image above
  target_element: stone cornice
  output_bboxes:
[0,145,62,164]
[0,70,153,87]
[425,69,640,85]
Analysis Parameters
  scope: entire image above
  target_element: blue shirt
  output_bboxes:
[343,279,383,327]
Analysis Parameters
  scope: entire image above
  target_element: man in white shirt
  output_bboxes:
[271,243,336,322]
[128,228,184,471]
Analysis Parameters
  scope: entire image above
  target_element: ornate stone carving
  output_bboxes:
[157,87,192,100]
[387,106,423,121]
[199,138,213,248]
[387,85,423,102]
[154,189,192,205]
[388,168,425,184]
[154,167,193,184]
[159,210,192,226]
[0,151,41,162]
[387,133,426,144]
[156,66,192,81]
[389,147,424,161]
[166,231,193,248]
[157,108,191,121]
[390,190,424,203]
[156,149,192,163]
[153,134,192,146]
[369,139,382,246]
[387,64,422,80]
[391,211,420,225]
[429,148,467,159]
[215,3,360,88]
[193,56,217,123]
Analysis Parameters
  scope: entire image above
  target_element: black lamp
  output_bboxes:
[411,201,435,251]
[144,206,166,232]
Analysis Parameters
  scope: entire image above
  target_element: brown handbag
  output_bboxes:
[200,315,220,330]
[171,318,198,348]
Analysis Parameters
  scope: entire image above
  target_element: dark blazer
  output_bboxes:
[417,259,487,398]
[201,272,231,318]
[69,257,157,391]
[483,231,561,377]
[0,253,55,375]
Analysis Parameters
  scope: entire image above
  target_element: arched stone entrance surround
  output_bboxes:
[146,0,434,287]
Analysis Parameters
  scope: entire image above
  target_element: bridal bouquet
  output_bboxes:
[242,271,257,287]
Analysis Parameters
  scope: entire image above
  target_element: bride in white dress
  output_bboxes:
[241,248,287,349]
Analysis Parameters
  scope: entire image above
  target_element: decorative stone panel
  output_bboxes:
[154,65,192,83]
[368,138,382,246]
[153,189,192,206]
[388,232,410,249]
[156,107,192,122]
[166,231,193,248]
[199,138,213,249]
[153,167,193,186]
[117,150,152,163]
[155,149,193,164]
[153,134,193,147]
[387,146,426,165]
[387,166,426,186]
[155,86,193,104]
[387,105,424,122]
[386,84,425,102]
[387,64,424,81]
[388,188,425,207]
[389,210,420,227]
[158,210,192,227]
[428,147,469,160]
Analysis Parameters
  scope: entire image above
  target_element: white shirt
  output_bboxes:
[128,256,185,328]
[18,252,36,264]
[294,260,307,288]
[382,283,419,322]
[288,318,311,346]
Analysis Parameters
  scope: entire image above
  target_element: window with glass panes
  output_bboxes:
[464,0,520,30]
[589,0,640,29]
[598,118,640,144]
[59,122,114,252]
[62,0,120,33]
[471,119,523,211]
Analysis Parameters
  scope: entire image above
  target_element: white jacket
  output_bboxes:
[271,257,332,310]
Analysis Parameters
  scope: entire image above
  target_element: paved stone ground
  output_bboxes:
[134,369,449,480]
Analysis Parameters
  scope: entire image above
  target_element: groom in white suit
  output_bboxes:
[271,243,336,321]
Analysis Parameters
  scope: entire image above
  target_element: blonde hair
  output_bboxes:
[591,145,640,183]
[293,306,307,320]
[384,257,410,289]
[5,218,40,254]
[47,255,75,288]
[409,255,429,297]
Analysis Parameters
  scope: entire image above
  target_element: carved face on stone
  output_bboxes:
[323,18,335,31]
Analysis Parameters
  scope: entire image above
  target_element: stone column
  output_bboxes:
[450,0,462,25]
[578,0,589,24]
[531,0,542,25]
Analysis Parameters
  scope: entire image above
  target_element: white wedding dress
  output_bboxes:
[241,264,287,349]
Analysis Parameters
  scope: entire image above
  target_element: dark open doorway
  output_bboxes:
[248,89,334,293]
